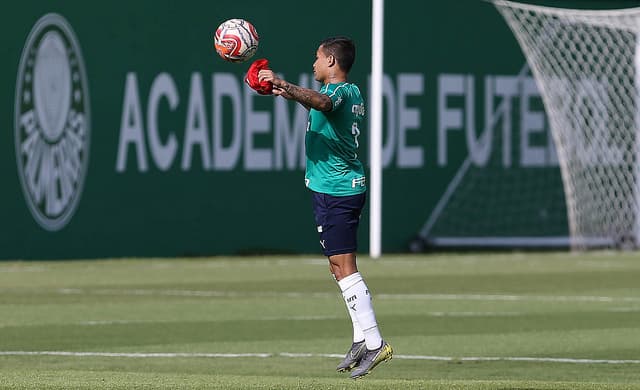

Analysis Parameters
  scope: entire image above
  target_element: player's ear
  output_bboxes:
[327,54,336,67]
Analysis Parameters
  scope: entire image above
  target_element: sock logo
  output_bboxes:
[350,304,357,311]
[346,295,357,303]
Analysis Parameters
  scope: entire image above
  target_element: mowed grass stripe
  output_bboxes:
[2,311,640,349]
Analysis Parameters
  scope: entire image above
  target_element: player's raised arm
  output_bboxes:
[258,70,332,112]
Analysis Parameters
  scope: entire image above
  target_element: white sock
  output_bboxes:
[333,273,365,342]
[337,272,383,350]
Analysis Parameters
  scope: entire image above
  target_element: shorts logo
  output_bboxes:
[15,13,91,231]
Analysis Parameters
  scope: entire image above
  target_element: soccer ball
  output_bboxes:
[214,19,259,63]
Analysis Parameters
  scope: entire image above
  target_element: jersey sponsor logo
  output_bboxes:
[351,103,365,116]
[15,13,91,231]
[334,96,343,108]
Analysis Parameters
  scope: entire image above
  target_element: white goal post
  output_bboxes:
[370,0,384,258]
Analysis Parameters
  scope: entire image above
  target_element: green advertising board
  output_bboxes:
[2,0,639,259]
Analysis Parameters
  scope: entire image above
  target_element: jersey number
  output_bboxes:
[351,123,361,149]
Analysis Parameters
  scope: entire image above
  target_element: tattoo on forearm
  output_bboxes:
[283,82,332,111]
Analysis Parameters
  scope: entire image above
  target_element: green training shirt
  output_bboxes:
[305,82,366,196]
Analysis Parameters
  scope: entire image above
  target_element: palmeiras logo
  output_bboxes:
[15,13,91,231]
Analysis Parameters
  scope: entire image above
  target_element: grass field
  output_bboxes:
[2,252,640,389]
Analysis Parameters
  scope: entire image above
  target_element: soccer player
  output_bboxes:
[258,36,393,379]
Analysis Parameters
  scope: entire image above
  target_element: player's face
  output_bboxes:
[313,46,329,83]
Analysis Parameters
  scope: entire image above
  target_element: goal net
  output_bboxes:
[415,1,640,251]
[492,0,640,249]
[419,0,640,249]
[413,65,571,250]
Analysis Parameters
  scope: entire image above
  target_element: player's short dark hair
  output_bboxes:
[320,36,356,73]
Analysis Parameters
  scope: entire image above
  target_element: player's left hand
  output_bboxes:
[272,86,293,99]
[258,70,285,88]
[259,70,293,99]
[245,59,274,95]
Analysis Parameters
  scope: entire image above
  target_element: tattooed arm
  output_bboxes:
[258,70,332,112]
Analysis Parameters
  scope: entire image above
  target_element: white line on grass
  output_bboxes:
[57,288,335,299]
[1,351,640,364]
[54,288,640,303]
[0,351,271,358]
[376,293,640,303]
[0,266,45,273]
[0,313,514,328]
[76,315,341,326]
[426,311,522,317]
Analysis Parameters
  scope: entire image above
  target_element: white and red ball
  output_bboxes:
[214,19,259,63]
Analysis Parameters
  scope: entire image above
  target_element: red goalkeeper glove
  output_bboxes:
[244,58,273,95]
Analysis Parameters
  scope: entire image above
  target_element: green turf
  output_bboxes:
[1,252,640,389]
